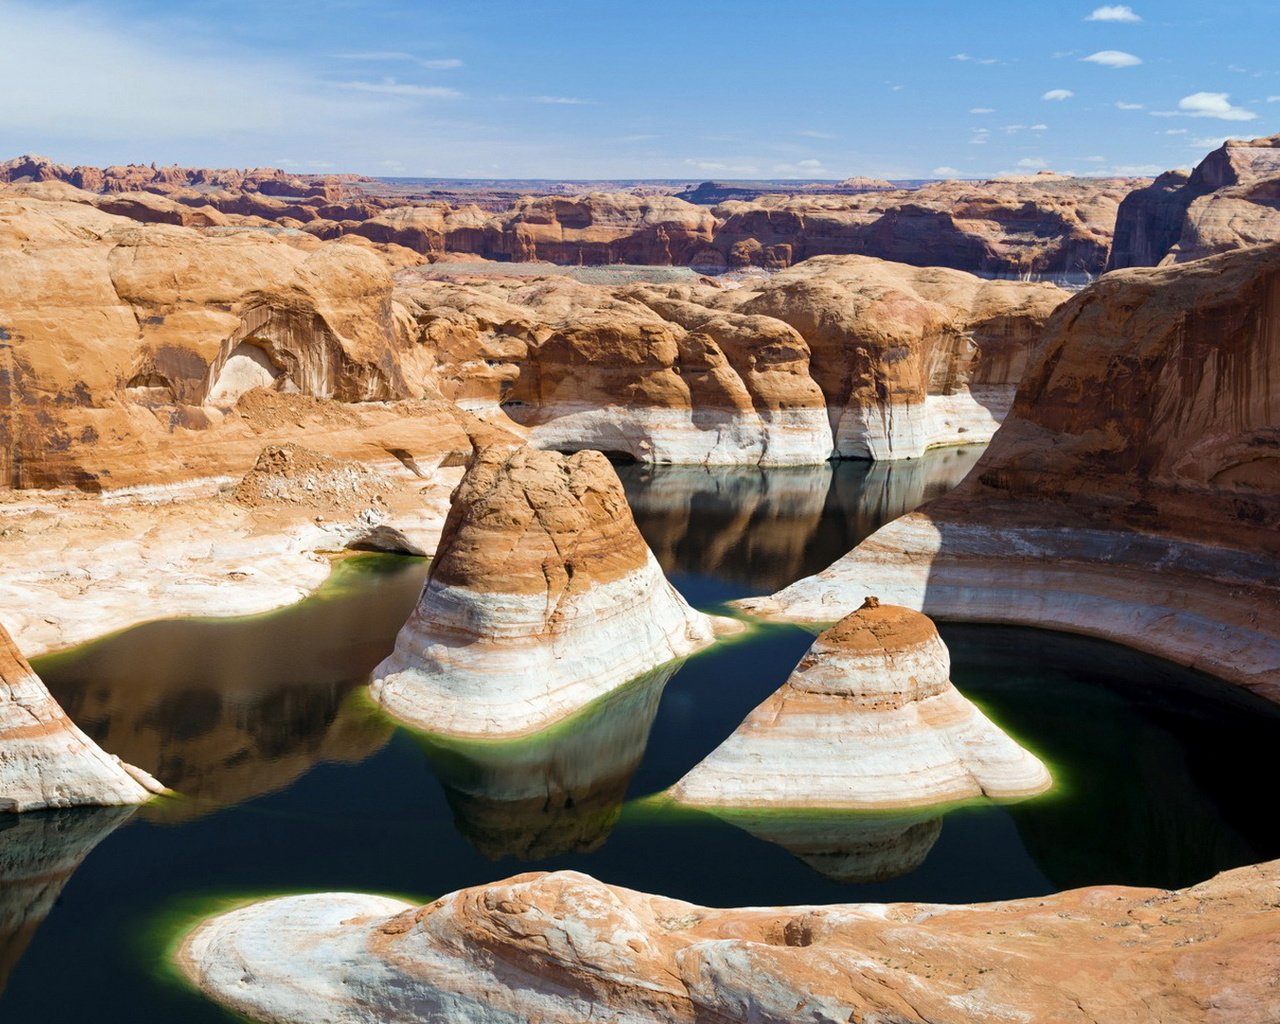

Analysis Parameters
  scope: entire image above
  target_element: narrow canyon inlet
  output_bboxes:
[2,453,1277,1022]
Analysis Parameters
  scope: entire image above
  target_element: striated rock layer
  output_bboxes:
[671,599,1050,810]
[370,446,720,738]
[179,863,1280,1024]
[740,244,1280,699]
[0,621,161,812]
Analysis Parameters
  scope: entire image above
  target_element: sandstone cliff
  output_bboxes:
[1108,134,1280,269]
[179,863,1280,1023]
[671,599,1050,810]
[369,445,721,737]
[740,243,1280,698]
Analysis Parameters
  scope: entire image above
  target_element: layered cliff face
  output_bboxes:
[1108,134,1280,269]
[671,599,1050,810]
[406,258,1064,464]
[709,173,1135,276]
[0,621,161,812]
[736,256,1065,458]
[741,243,1280,698]
[0,194,458,490]
[179,863,1280,1024]
[369,445,720,738]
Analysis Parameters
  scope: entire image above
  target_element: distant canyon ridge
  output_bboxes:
[0,151,1218,279]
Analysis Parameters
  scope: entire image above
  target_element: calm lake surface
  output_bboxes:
[5,446,1280,1022]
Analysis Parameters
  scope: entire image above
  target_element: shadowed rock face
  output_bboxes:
[0,621,160,813]
[670,601,1050,811]
[370,445,719,738]
[740,243,1280,699]
[179,863,1280,1024]
[1108,134,1280,269]
[0,807,133,996]
[417,665,676,860]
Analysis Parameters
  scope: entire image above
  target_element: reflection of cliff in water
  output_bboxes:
[418,665,676,861]
[0,807,132,995]
[705,809,943,885]
[34,555,429,817]
[945,624,1280,892]
[618,446,982,592]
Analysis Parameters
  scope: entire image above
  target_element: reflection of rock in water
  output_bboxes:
[617,447,982,592]
[0,807,133,994]
[418,665,676,860]
[714,810,943,884]
[34,555,425,817]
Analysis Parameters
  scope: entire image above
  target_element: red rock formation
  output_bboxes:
[742,242,1280,699]
[179,863,1280,1024]
[1108,134,1280,269]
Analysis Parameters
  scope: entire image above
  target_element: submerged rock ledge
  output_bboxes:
[178,863,1280,1024]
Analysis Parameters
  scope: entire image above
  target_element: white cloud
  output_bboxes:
[1189,134,1238,149]
[1164,128,1189,135]
[932,166,961,176]
[1115,101,1145,110]
[336,52,463,69]
[338,79,460,98]
[773,158,832,178]
[1082,50,1142,68]
[1269,96,1280,103]
[797,129,838,139]
[1030,123,1049,130]
[1084,155,1107,162]
[1165,92,1257,121]
[1086,5,1141,21]
[1017,157,1049,169]
[969,107,995,114]
[1043,89,1075,101]
[529,95,594,105]
[952,53,998,64]
[686,159,761,175]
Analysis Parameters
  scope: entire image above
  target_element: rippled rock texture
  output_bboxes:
[179,863,1280,1024]
[742,244,1280,698]
[671,600,1049,811]
[370,446,720,737]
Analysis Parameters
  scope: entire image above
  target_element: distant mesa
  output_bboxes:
[370,445,724,738]
[669,599,1051,811]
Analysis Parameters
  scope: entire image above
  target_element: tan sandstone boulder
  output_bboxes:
[670,599,1050,811]
[179,863,1280,1024]
[369,445,722,737]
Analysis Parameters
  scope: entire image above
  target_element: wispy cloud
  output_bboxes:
[952,53,1000,64]
[686,158,760,175]
[1017,156,1049,169]
[932,165,961,176]
[336,79,461,98]
[1086,5,1141,22]
[336,51,463,69]
[1042,89,1075,101]
[969,107,995,114]
[1030,123,1048,130]
[773,158,832,178]
[797,129,838,139]
[1082,50,1142,68]
[529,95,594,105]
[1154,92,1257,121]
[1115,101,1145,110]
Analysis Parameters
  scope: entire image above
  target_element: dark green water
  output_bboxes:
[4,448,1279,1022]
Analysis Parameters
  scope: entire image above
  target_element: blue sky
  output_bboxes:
[3,0,1278,179]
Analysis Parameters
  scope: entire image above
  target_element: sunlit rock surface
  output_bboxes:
[371,446,721,738]
[0,622,161,813]
[179,863,1280,1024]
[740,244,1280,698]
[671,600,1050,811]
